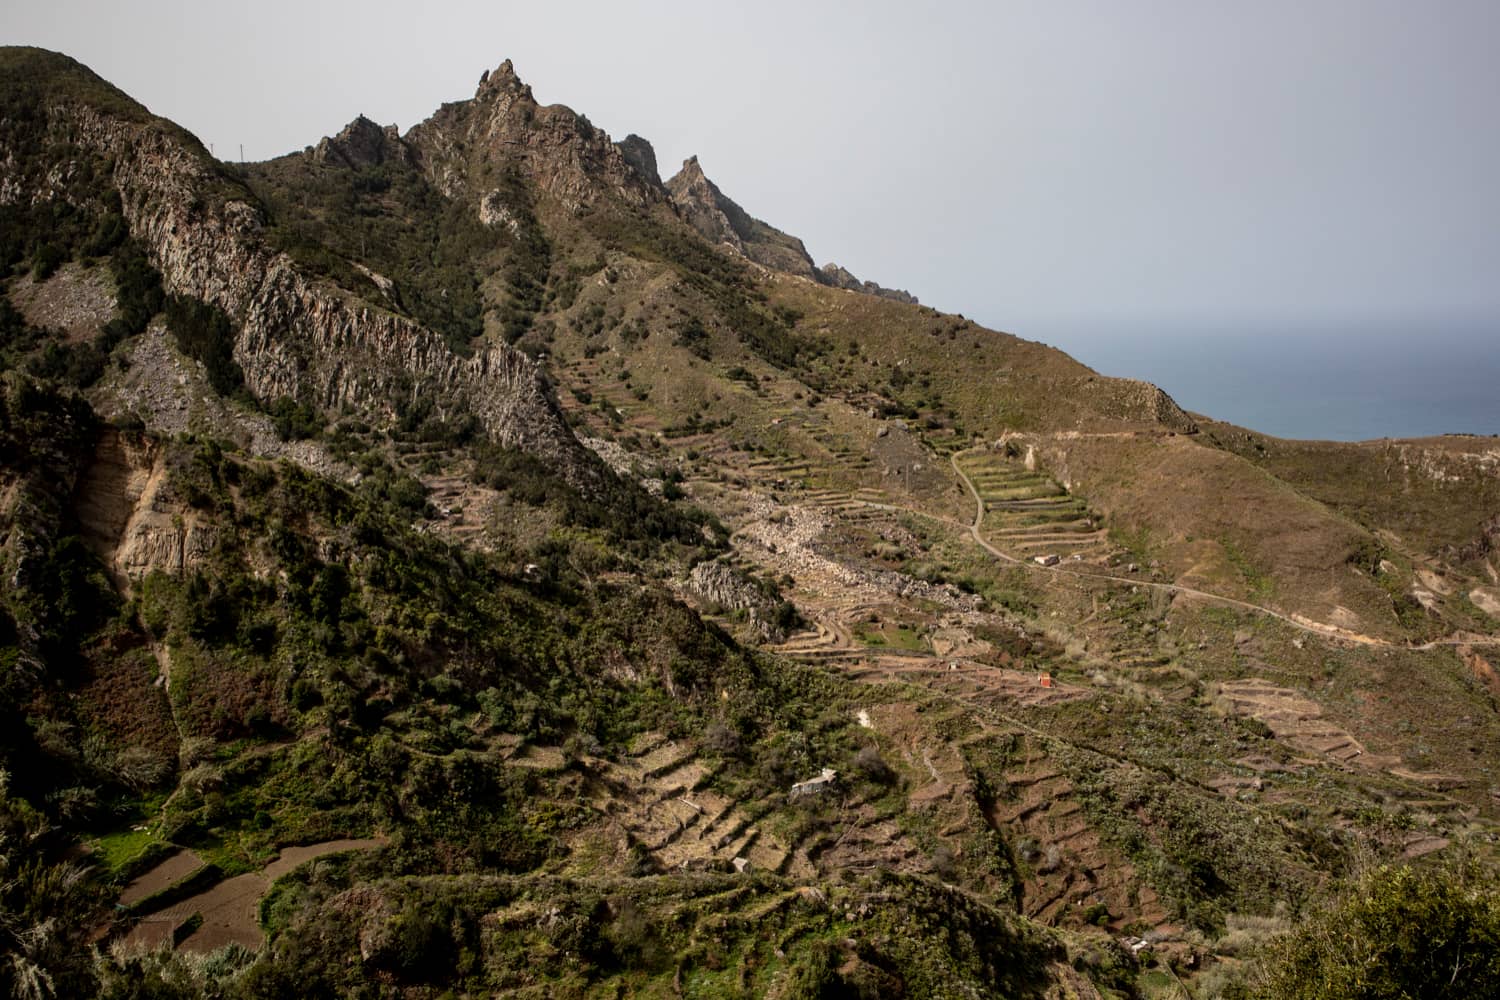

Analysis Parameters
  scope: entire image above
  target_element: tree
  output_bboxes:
[1256,857,1500,999]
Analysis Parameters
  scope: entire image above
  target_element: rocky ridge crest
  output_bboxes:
[313,115,413,170]
[666,156,918,303]
[666,155,820,280]
[3,81,596,487]
[403,59,662,213]
[818,262,919,304]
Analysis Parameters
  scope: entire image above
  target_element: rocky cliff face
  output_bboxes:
[687,559,788,642]
[666,156,820,280]
[404,59,663,214]
[313,115,413,170]
[1,70,598,488]
[73,429,216,585]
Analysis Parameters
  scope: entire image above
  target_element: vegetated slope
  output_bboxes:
[2,45,1498,1000]
[0,376,1155,996]
[1197,418,1500,634]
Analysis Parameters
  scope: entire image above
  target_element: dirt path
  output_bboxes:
[948,450,1500,653]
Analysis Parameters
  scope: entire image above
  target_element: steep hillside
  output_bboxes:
[0,48,596,488]
[2,47,1498,1000]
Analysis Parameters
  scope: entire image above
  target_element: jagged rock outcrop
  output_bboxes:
[313,115,412,170]
[666,156,819,280]
[1448,513,1500,565]
[1104,379,1199,434]
[662,155,918,302]
[687,559,789,642]
[817,262,919,304]
[616,134,662,188]
[404,59,662,212]
[0,56,599,489]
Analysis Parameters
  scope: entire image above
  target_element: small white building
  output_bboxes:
[789,768,838,800]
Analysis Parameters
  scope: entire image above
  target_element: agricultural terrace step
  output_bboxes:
[965,469,1055,483]
[709,811,752,849]
[1044,815,1092,839]
[998,794,1075,826]
[654,761,709,796]
[724,826,760,859]
[635,740,695,776]
[970,484,1059,498]
[627,731,670,756]
[1118,657,1176,671]
[960,461,1046,476]
[1003,769,1065,788]
[995,529,1104,543]
[955,729,1005,749]
[744,841,790,874]
[982,503,1082,518]
[693,793,736,835]
[636,803,701,851]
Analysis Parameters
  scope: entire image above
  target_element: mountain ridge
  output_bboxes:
[2,46,1498,1000]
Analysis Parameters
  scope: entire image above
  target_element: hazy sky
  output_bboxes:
[5,1,1499,354]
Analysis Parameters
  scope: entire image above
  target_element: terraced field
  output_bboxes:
[421,473,503,546]
[986,740,1167,928]
[1214,679,1378,767]
[575,728,933,882]
[583,731,795,876]
[120,839,386,953]
[956,451,1118,564]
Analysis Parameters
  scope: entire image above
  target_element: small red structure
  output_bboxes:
[1038,672,1053,688]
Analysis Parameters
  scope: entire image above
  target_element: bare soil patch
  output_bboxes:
[122,838,385,954]
[1470,587,1500,618]
[117,848,205,908]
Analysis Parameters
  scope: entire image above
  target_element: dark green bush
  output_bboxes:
[269,396,322,441]
[164,294,243,396]
[1257,858,1500,999]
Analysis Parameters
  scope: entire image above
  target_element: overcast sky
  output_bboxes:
[5,0,1499,354]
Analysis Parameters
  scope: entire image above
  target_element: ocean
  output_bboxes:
[1047,325,1500,442]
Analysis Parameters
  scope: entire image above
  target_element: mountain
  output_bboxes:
[665,153,919,303]
[2,46,1498,999]
[666,154,821,279]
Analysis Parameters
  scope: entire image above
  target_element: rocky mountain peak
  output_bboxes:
[616,134,662,188]
[0,66,600,490]
[406,57,660,212]
[313,114,411,170]
[476,58,531,100]
[666,155,818,280]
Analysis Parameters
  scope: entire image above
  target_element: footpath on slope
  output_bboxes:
[946,450,1500,653]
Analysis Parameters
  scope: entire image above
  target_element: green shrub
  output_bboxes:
[164,294,243,396]
[269,396,322,441]
[1256,858,1500,999]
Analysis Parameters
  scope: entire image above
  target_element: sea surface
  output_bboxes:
[1049,326,1500,442]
